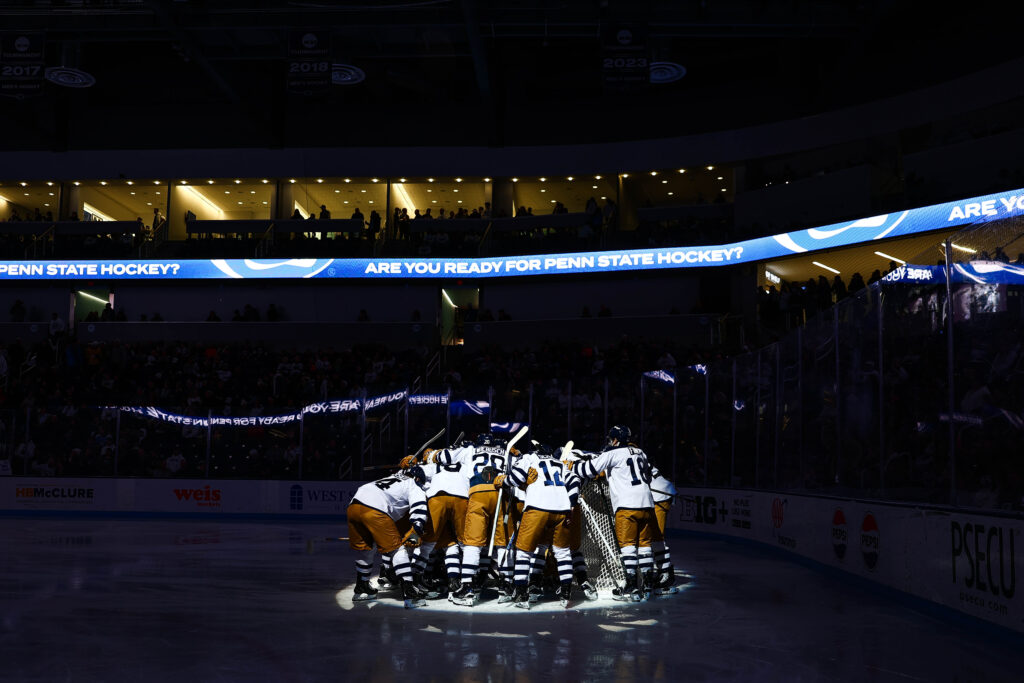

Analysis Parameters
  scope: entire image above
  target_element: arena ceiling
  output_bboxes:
[0,0,1018,152]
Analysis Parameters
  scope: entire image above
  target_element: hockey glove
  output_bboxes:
[406,523,425,547]
[493,474,506,489]
[525,467,539,486]
[399,455,418,469]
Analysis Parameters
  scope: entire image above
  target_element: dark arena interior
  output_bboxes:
[2,1,1024,681]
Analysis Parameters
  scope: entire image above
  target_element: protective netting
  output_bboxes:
[578,478,625,592]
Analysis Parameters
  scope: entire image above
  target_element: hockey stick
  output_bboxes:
[363,428,448,471]
[486,425,528,557]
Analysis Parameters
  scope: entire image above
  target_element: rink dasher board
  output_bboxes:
[668,488,1023,634]
[0,477,363,516]
[3,477,1021,634]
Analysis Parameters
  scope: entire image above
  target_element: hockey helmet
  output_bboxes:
[407,465,427,488]
[606,425,632,447]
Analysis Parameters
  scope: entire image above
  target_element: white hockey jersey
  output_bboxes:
[437,443,510,481]
[510,452,580,513]
[425,444,475,498]
[352,474,428,528]
[576,445,655,512]
[650,466,677,504]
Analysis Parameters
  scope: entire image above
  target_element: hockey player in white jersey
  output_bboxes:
[506,443,582,609]
[436,433,510,606]
[574,425,667,600]
[410,439,475,597]
[346,466,430,608]
[650,464,679,592]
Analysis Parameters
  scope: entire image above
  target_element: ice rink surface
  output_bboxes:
[2,517,1022,683]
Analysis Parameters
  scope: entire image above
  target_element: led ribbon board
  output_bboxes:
[3,188,1022,280]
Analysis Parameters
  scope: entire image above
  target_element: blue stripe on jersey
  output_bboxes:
[577,459,596,479]
[509,466,528,487]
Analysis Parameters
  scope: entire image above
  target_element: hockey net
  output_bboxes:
[578,478,625,592]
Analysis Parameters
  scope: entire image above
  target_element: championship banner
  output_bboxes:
[1,187,1022,281]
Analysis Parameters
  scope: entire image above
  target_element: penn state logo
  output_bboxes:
[772,211,910,254]
[210,259,335,279]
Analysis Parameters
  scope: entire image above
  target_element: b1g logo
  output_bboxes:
[831,508,848,561]
[861,512,880,571]
[679,495,723,525]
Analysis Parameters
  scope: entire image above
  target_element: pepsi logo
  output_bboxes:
[861,512,880,571]
[831,508,848,561]
[770,497,786,529]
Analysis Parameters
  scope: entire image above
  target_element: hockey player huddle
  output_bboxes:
[345,425,679,609]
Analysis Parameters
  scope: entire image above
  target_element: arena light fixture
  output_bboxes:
[262,179,269,184]
[77,290,108,305]
[428,178,434,182]
[717,176,723,180]
[678,169,685,174]
[46,181,53,186]
[539,177,546,182]
[182,186,223,215]
[372,178,379,183]
[392,182,414,210]
[707,166,714,170]
[345,178,351,183]
[622,173,629,178]
[399,178,407,183]
[484,177,491,182]
[567,176,573,181]
[289,179,296,184]
[82,202,115,221]
[153,180,160,185]
[207,180,214,184]
[595,175,602,180]
[511,178,518,183]
[874,251,905,264]
[951,243,977,253]
[661,180,667,184]
[234,179,242,184]
[455,178,463,183]
[668,192,674,196]
[650,171,658,176]
[73,181,80,186]
[126,181,133,185]
[99,181,107,186]
[813,261,840,274]
[131,191,136,195]
[180,180,188,185]
[316,178,323,183]
[19,182,27,186]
